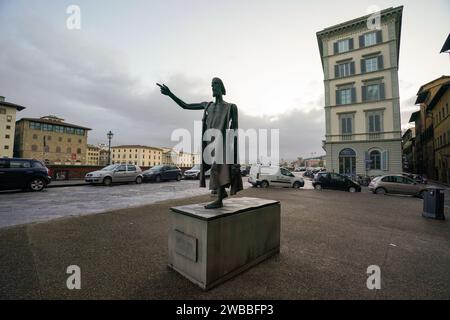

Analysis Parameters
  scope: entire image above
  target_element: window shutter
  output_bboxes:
[335,65,339,78]
[350,61,355,75]
[336,90,341,105]
[369,115,374,132]
[376,30,383,43]
[380,83,385,100]
[341,117,346,134]
[349,38,354,50]
[378,55,384,70]
[347,117,352,133]
[334,42,338,54]
[362,86,367,102]
[361,59,366,73]
[365,151,370,171]
[359,35,365,48]
[381,150,389,171]
[351,87,356,103]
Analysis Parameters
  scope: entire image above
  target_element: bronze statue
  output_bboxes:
[157,78,243,209]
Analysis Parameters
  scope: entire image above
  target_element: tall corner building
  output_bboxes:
[316,6,403,176]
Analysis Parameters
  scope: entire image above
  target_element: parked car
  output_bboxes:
[369,174,427,198]
[85,164,143,186]
[312,172,361,193]
[402,173,428,185]
[248,165,304,189]
[304,170,315,179]
[182,165,212,180]
[240,165,251,177]
[183,164,201,180]
[0,158,51,192]
[143,165,182,182]
[314,171,329,181]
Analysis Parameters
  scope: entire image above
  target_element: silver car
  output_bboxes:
[369,174,427,198]
[85,164,143,186]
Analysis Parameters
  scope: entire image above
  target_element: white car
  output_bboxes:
[248,165,304,189]
[85,164,143,186]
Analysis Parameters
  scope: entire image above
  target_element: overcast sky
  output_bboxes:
[0,0,449,160]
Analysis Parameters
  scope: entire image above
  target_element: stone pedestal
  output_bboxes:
[168,197,280,290]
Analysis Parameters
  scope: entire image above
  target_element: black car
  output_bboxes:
[0,158,52,192]
[143,165,182,182]
[240,165,251,177]
[312,172,361,193]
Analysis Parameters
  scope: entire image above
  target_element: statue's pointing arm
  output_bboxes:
[156,83,205,110]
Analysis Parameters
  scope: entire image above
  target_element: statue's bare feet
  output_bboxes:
[204,199,223,209]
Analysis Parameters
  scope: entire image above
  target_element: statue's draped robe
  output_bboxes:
[198,101,243,195]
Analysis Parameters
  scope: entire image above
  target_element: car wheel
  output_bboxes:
[155,175,161,183]
[293,181,301,189]
[348,187,357,193]
[135,176,143,184]
[103,177,112,186]
[375,187,386,195]
[314,184,322,191]
[260,180,269,188]
[176,174,181,181]
[29,177,45,192]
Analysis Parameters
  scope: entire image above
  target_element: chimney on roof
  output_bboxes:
[0,96,5,102]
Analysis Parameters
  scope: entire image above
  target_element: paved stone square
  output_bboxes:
[0,180,253,229]
[0,186,448,299]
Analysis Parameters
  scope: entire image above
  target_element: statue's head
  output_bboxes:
[211,77,226,97]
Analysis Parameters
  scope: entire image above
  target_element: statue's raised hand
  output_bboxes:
[156,83,172,96]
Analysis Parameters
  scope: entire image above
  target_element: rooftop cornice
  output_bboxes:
[316,6,403,38]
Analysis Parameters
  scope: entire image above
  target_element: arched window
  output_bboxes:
[339,148,356,157]
[370,150,381,170]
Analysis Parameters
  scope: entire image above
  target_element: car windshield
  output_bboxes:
[101,165,118,171]
[190,165,200,170]
[150,165,164,171]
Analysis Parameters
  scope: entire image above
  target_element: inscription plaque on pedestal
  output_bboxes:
[168,197,281,290]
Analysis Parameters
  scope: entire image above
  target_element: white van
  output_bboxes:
[248,165,304,189]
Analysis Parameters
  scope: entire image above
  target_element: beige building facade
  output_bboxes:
[0,96,25,158]
[86,144,101,165]
[86,144,110,166]
[410,76,450,183]
[99,149,109,167]
[111,145,163,167]
[14,115,91,165]
[161,147,200,168]
[317,6,403,177]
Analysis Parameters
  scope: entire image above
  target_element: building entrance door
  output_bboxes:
[339,148,356,176]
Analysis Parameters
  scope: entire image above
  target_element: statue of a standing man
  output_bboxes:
[157,78,243,209]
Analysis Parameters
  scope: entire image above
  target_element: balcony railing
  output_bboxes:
[368,133,383,140]
[329,132,397,142]
[341,134,354,141]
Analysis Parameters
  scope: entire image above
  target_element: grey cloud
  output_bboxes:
[0,13,325,162]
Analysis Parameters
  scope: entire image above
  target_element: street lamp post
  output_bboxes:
[107,131,114,165]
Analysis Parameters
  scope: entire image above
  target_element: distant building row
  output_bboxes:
[404,76,450,184]
[0,97,200,168]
